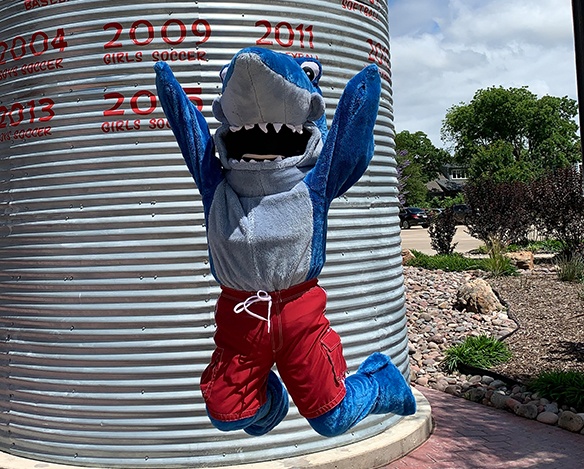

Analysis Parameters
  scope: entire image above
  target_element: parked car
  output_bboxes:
[426,208,444,218]
[452,204,472,224]
[399,207,429,229]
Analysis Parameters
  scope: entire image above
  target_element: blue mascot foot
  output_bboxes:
[308,372,377,437]
[244,371,289,436]
[308,353,415,437]
[357,352,416,416]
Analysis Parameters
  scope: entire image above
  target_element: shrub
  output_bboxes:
[528,370,584,412]
[463,179,533,249]
[482,254,517,277]
[530,167,584,259]
[555,254,584,282]
[405,250,483,271]
[428,207,458,255]
[405,250,517,276]
[426,193,465,210]
[483,238,518,277]
[442,335,512,373]
[507,239,564,254]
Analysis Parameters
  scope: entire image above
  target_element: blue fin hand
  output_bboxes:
[154,62,223,213]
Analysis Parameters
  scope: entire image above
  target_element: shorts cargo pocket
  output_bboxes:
[320,328,348,385]
[199,347,224,402]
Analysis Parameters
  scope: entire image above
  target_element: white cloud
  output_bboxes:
[389,0,579,148]
[447,0,574,47]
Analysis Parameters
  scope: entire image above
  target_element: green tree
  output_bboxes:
[395,130,453,206]
[396,156,427,206]
[441,86,580,182]
[395,130,453,181]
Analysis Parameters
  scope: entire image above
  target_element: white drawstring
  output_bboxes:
[234,290,273,333]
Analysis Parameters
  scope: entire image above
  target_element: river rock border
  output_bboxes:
[404,265,584,435]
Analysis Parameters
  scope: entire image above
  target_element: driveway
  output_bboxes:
[399,226,483,255]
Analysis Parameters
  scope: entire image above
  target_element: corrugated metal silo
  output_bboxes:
[0,0,413,466]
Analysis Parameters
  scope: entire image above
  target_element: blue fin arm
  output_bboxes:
[154,62,223,211]
[305,64,381,203]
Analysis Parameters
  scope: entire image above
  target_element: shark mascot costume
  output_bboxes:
[154,47,415,437]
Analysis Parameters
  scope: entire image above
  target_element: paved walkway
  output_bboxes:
[383,386,584,469]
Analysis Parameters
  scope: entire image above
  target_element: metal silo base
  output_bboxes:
[0,390,431,469]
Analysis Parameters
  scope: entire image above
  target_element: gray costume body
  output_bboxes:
[209,126,323,291]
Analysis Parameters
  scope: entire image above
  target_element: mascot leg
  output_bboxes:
[243,371,289,436]
[308,353,416,437]
[207,370,289,435]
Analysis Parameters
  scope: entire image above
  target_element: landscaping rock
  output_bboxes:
[558,411,584,433]
[456,278,505,314]
[444,385,459,395]
[505,397,521,412]
[416,377,429,386]
[464,387,486,403]
[489,379,506,389]
[490,392,507,409]
[403,265,582,438]
[515,403,539,420]
[537,412,560,425]
[545,402,559,414]
[402,249,415,264]
[481,376,495,385]
[505,251,535,270]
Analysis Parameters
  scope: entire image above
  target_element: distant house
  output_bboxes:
[426,164,468,198]
[426,162,582,199]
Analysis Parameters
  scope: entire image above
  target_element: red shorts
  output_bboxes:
[200,279,347,421]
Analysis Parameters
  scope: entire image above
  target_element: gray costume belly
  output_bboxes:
[207,180,314,291]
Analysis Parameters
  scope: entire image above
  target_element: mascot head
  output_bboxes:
[212,48,327,166]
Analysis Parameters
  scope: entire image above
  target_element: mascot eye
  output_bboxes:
[301,61,321,83]
[302,66,315,81]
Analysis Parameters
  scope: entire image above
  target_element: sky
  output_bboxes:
[387,0,579,149]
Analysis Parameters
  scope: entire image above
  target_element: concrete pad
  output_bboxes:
[0,389,431,469]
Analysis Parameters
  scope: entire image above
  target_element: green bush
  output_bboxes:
[528,371,584,412]
[508,239,564,254]
[442,335,512,373]
[405,250,517,276]
[555,254,584,282]
[483,239,517,277]
[405,251,482,271]
[426,193,465,209]
[482,254,516,277]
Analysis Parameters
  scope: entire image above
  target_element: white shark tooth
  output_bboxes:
[294,125,304,134]
[286,124,297,132]
[274,156,283,161]
[229,158,239,165]
[229,125,242,132]
[258,123,269,133]
[273,123,283,133]
[245,124,255,130]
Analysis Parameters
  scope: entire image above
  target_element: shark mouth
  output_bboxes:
[223,122,311,161]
